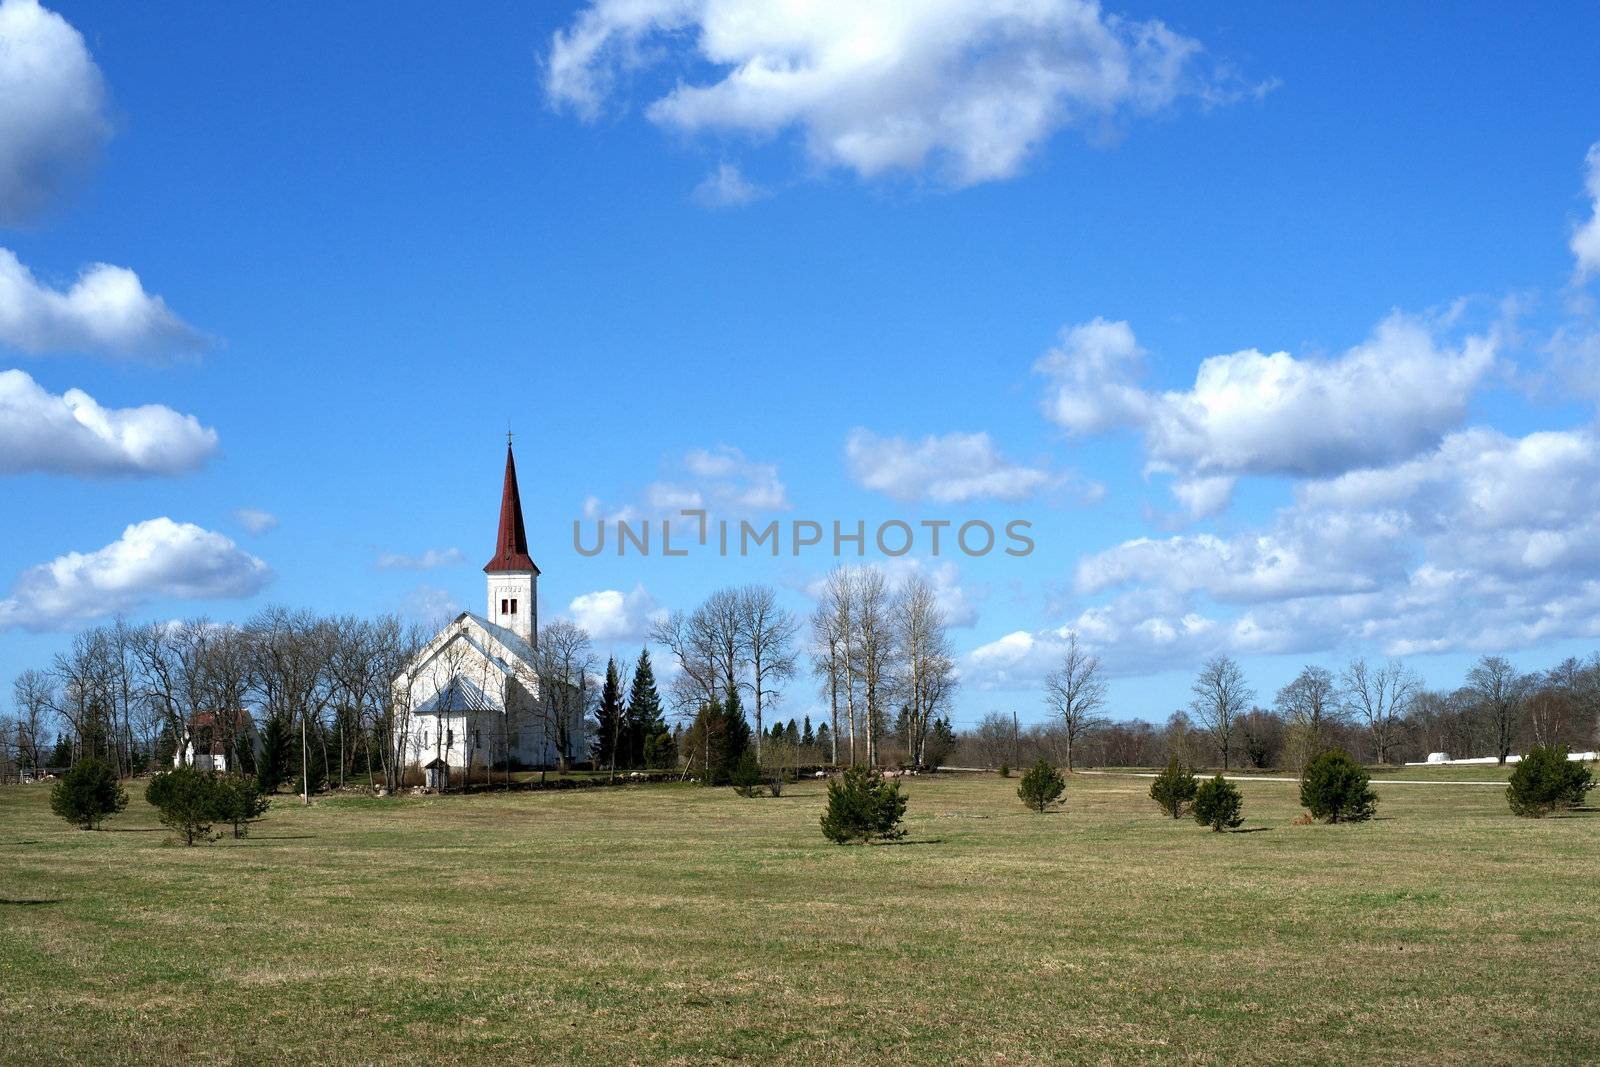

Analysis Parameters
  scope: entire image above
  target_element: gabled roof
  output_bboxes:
[396,612,538,686]
[484,443,540,575]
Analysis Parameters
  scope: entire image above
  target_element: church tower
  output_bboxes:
[484,439,539,645]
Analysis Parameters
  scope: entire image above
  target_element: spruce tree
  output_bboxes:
[820,766,908,844]
[1507,745,1594,817]
[718,691,752,784]
[256,714,292,793]
[802,716,815,747]
[785,719,800,745]
[1192,774,1244,832]
[49,756,127,830]
[595,657,625,771]
[730,750,764,797]
[625,650,667,768]
[146,767,220,845]
[1150,758,1199,818]
[1017,758,1066,812]
[815,722,831,757]
[1300,749,1377,823]
[213,777,271,838]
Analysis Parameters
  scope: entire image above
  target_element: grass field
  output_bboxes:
[2,769,1597,1065]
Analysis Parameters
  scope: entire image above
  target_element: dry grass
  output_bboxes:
[1,769,1597,1065]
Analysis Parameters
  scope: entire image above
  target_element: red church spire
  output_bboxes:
[484,439,539,575]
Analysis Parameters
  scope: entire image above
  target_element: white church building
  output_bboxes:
[392,442,582,783]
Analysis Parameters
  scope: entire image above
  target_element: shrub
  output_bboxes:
[1192,774,1244,832]
[1017,758,1065,812]
[212,777,271,838]
[1300,749,1377,823]
[49,757,127,830]
[730,750,764,798]
[766,774,785,798]
[998,762,1010,778]
[820,765,907,844]
[1507,746,1594,817]
[1150,758,1198,819]
[146,766,221,845]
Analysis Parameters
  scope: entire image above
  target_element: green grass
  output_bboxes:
[2,771,1597,1065]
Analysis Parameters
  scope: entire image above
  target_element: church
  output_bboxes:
[392,442,582,784]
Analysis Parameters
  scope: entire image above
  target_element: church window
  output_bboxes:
[501,598,509,614]
[509,598,518,615]
[446,728,454,749]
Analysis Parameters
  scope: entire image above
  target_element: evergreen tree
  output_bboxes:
[49,756,127,830]
[815,722,831,758]
[820,766,908,844]
[1150,758,1199,818]
[257,714,292,793]
[785,719,800,745]
[625,649,667,768]
[1192,774,1244,832]
[683,698,728,783]
[1300,749,1377,823]
[594,656,625,770]
[48,732,73,769]
[643,728,675,771]
[718,691,752,784]
[1017,758,1066,812]
[1507,745,1594,817]
[802,716,815,747]
[146,767,220,845]
[923,715,956,770]
[730,750,764,797]
[212,777,271,838]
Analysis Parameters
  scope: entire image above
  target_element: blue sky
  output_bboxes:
[4,0,1600,729]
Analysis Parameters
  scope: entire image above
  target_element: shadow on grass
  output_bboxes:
[1231,827,1273,834]
[243,834,318,841]
[0,898,63,906]
[106,827,166,833]
[874,837,947,847]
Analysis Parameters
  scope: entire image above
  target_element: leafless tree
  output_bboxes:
[1042,631,1108,772]
[534,619,596,774]
[818,567,861,764]
[11,669,56,776]
[1342,657,1420,765]
[648,608,720,713]
[851,568,893,768]
[1465,655,1529,764]
[809,600,842,766]
[738,584,798,760]
[1189,654,1253,769]
[890,576,957,770]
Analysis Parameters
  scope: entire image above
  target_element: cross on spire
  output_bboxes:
[483,439,540,575]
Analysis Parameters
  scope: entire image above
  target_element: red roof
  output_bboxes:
[484,443,540,574]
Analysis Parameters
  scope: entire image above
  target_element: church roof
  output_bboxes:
[484,442,540,575]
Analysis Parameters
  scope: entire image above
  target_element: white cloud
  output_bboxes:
[568,584,665,643]
[693,162,768,207]
[0,368,218,476]
[1168,474,1235,520]
[400,583,460,627]
[845,428,1060,503]
[547,0,1242,187]
[233,508,278,534]
[1033,425,1600,674]
[0,518,271,630]
[0,0,108,224]
[1037,310,1498,496]
[591,444,789,521]
[375,547,465,571]
[1573,142,1600,284]
[0,249,207,358]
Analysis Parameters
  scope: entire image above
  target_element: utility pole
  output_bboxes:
[301,714,309,806]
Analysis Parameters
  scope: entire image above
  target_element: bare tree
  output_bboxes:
[809,600,842,766]
[1275,665,1344,767]
[738,584,799,760]
[819,568,861,764]
[1041,631,1108,772]
[1342,658,1420,765]
[648,608,719,713]
[890,576,957,770]
[852,569,893,768]
[11,669,55,776]
[1465,655,1529,764]
[534,619,596,774]
[1189,654,1253,770]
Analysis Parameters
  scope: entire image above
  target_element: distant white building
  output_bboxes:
[391,443,583,783]
[174,709,259,773]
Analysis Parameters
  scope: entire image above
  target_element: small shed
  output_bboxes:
[422,756,450,791]
[1426,752,1451,764]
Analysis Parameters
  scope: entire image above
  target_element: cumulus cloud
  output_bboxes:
[0,0,109,224]
[568,583,664,642]
[233,508,278,534]
[0,368,218,476]
[0,249,207,359]
[1037,310,1498,498]
[999,425,1600,678]
[1574,142,1600,284]
[589,444,790,522]
[845,428,1060,503]
[546,0,1247,187]
[693,162,768,207]
[0,518,271,630]
[376,547,465,571]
